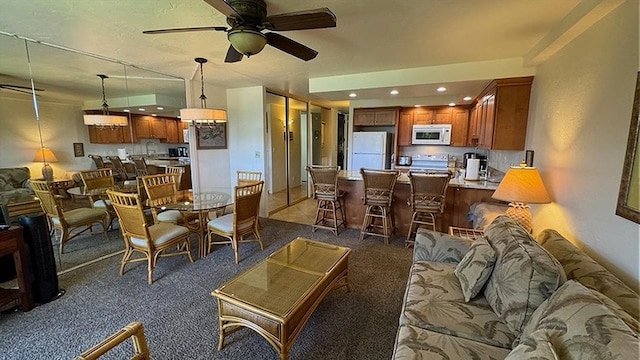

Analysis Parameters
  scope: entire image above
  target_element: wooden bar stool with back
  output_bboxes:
[406,170,451,247]
[306,165,346,236]
[359,168,399,245]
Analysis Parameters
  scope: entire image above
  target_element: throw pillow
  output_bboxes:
[482,215,566,334]
[518,280,639,359]
[455,236,496,302]
[506,331,559,360]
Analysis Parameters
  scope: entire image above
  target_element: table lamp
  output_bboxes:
[491,164,551,232]
[33,148,58,181]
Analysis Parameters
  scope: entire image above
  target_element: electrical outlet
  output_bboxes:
[255,151,261,158]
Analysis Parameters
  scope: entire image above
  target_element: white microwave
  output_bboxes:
[411,124,452,145]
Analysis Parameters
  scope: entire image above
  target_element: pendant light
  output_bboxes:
[83,74,128,128]
[180,57,227,128]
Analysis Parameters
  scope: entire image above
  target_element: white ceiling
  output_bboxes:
[1,0,610,112]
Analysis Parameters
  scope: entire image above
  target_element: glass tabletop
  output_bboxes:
[160,188,233,212]
[214,238,351,317]
[66,183,137,196]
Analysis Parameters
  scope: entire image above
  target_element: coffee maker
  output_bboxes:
[168,148,179,157]
[463,152,487,171]
[178,147,188,157]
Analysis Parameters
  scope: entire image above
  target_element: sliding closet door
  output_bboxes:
[287,98,308,206]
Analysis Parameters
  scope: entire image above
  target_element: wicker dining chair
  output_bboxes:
[406,171,451,247]
[359,168,399,245]
[140,173,183,225]
[207,181,264,264]
[236,170,262,186]
[165,166,184,185]
[79,168,117,229]
[74,321,150,360]
[30,179,109,254]
[306,165,346,236]
[107,190,193,284]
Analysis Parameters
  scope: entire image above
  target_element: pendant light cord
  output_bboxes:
[199,61,207,109]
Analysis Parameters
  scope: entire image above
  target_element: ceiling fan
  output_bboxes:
[143,0,336,63]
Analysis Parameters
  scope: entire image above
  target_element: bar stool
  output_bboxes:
[360,168,399,245]
[406,170,451,247]
[307,165,346,236]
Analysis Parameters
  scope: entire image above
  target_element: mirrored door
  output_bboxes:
[265,92,308,214]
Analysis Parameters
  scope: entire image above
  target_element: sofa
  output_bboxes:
[0,167,42,218]
[392,215,639,359]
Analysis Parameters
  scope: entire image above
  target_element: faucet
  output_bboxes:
[145,141,154,156]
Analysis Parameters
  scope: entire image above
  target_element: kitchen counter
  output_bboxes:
[337,170,499,190]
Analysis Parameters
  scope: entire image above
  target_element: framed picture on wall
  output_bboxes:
[73,142,84,157]
[196,123,227,149]
[616,71,640,224]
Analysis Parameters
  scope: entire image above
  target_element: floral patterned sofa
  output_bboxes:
[392,215,639,359]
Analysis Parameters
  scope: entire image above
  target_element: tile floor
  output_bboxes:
[268,197,318,225]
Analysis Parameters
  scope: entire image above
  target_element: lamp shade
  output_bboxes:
[83,114,129,126]
[33,148,58,163]
[492,166,551,204]
[180,108,227,123]
[228,28,267,56]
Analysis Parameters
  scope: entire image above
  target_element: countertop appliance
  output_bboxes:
[463,152,487,170]
[412,124,452,145]
[178,147,188,157]
[168,148,179,157]
[351,131,391,170]
[398,155,412,166]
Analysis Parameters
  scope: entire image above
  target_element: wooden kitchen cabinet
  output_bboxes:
[450,108,469,146]
[443,186,499,229]
[353,108,398,126]
[132,115,168,140]
[412,108,434,124]
[434,107,453,124]
[164,118,181,143]
[471,76,533,150]
[397,110,414,146]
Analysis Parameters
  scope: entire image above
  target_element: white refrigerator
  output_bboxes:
[350,131,391,171]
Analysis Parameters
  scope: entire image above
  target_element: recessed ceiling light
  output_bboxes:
[138,108,146,112]
[448,102,456,107]
[156,106,164,110]
[437,87,447,92]
[349,93,357,98]
[151,114,157,117]
[463,96,472,101]
[390,90,399,95]
[414,105,422,108]
[123,109,131,112]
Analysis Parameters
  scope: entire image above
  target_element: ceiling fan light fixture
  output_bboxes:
[228,28,267,56]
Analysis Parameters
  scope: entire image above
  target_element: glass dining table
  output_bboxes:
[157,188,233,258]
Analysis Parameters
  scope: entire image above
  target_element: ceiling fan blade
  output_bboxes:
[224,44,244,63]
[265,8,336,31]
[203,0,243,20]
[265,32,318,61]
[0,84,44,91]
[143,26,227,35]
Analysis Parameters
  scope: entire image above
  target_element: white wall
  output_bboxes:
[527,0,639,290]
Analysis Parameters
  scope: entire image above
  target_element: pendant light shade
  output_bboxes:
[83,74,128,127]
[180,57,227,126]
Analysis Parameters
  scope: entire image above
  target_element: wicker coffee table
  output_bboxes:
[211,237,351,360]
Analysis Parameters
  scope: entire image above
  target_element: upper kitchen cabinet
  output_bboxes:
[469,76,534,150]
[132,115,168,140]
[164,118,185,144]
[353,107,399,126]
[450,108,469,147]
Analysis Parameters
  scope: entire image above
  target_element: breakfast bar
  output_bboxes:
[337,170,501,234]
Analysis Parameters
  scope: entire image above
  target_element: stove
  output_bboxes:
[409,153,452,173]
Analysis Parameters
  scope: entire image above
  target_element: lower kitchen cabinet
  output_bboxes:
[443,186,500,229]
